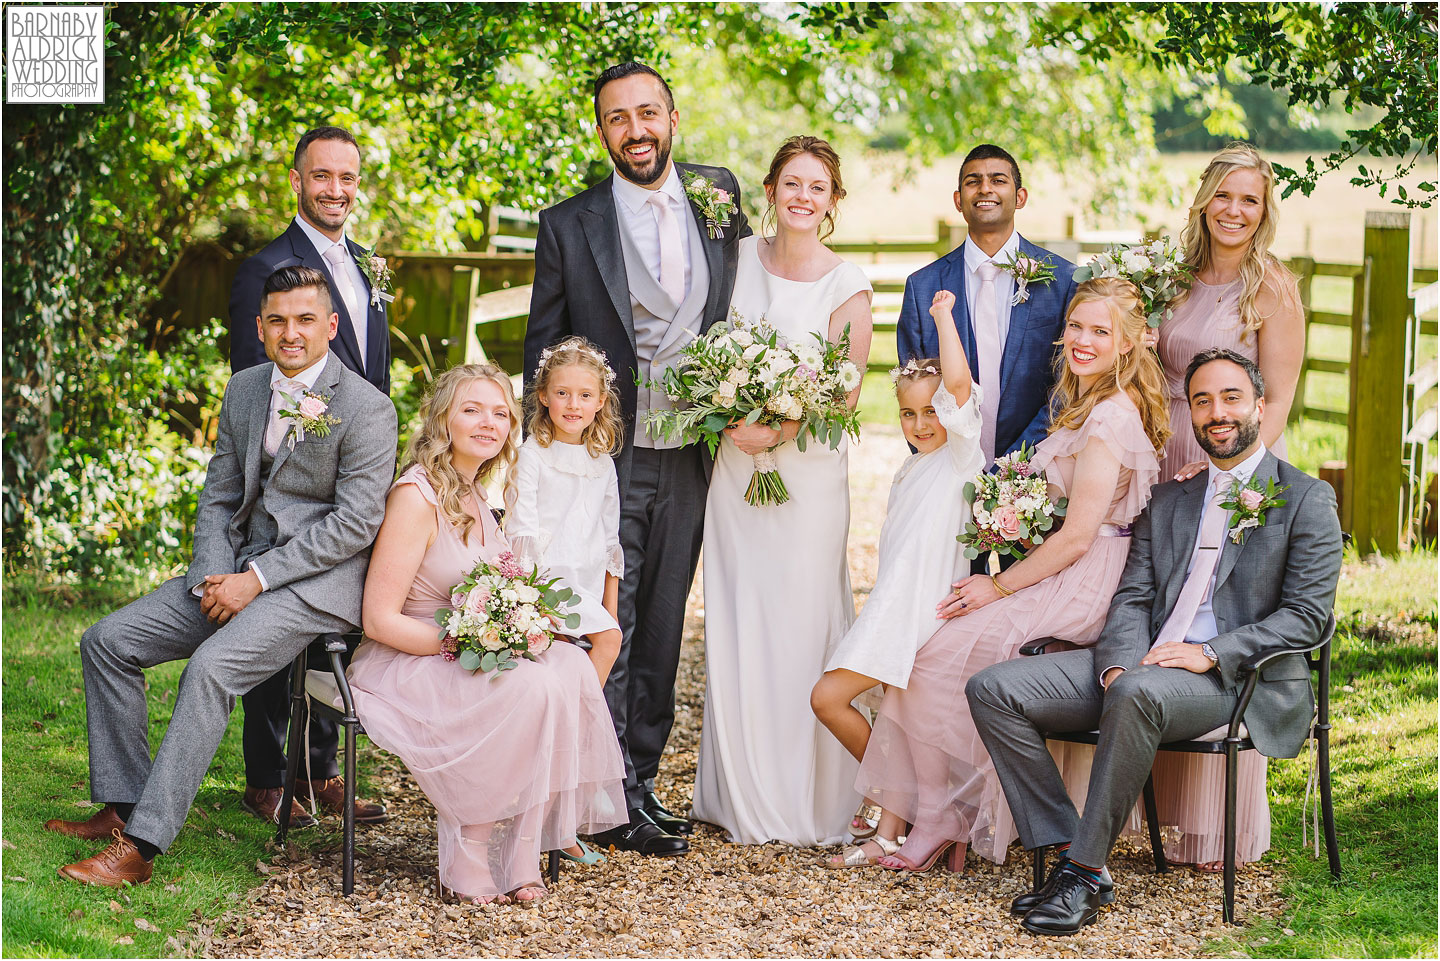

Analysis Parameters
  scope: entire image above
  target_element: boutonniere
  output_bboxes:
[357,249,396,309]
[998,250,1057,305]
[1220,475,1288,544]
[681,171,736,240]
[277,389,341,448]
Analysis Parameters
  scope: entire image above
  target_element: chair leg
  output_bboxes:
[1223,742,1239,924]
[548,850,560,884]
[1032,846,1046,891]
[277,653,308,845]
[1317,725,1341,880]
[342,715,357,896]
[1143,774,1168,874]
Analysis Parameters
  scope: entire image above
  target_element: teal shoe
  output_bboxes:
[557,839,607,865]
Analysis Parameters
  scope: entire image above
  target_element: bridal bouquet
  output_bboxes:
[645,309,863,506]
[434,551,580,675]
[1073,237,1194,328]
[958,443,1067,561]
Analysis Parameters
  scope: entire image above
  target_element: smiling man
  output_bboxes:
[525,61,751,856]
[896,144,1078,466]
[226,125,394,832]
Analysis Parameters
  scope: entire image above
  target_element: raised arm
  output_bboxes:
[361,483,445,656]
[928,289,973,407]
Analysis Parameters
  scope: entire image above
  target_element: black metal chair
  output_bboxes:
[275,632,560,895]
[1021,616,1340,923]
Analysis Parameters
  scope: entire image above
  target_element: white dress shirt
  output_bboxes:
[294,215,370,326]
[612,165,693,299]
[963,230,1020,349]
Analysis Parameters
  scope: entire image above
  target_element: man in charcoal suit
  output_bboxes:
[967,348,1342,934]
[526,61,750,856]
[228,125,392,827]
[46,267,396,886]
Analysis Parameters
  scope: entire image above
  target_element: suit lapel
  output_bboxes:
[241,368,272,516]
[1163,473,1210,615]
[267,357,342,483]
[290,222,364,373]
[945,243,978,370]
[579,178,637,356]
[1214,452,1280,591]
[345,236,386,375]
[998,236,1041,393]
[676,163,726,330]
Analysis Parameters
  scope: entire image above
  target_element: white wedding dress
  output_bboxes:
[691,235,872,846]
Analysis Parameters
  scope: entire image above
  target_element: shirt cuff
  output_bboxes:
[249,561,270,592]
[192,584,205,599]
[1100,665,1126,686]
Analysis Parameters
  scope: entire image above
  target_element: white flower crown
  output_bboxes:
[535,340,618,388]
[889,358,940,383]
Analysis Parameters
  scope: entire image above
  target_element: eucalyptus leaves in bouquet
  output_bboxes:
[1073,237,1194,328]
[435,551,581,675]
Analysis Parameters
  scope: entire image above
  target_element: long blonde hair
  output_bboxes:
[523,335,624,457]
[1176,142,1301,338]
[1050,277,1172,452]
[402,363,519,542]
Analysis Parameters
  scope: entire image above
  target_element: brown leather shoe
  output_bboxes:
[296,776,389,824]
[45,804,126,841]
[242,785,318,829]
[59,829,153,887]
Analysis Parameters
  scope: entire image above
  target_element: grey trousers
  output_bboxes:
[608,445,708,810]
[966,649,1236,869]
[80,577,349,852]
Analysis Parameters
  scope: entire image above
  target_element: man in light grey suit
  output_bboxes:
[45,266,397,886]
[967,348,1342,934]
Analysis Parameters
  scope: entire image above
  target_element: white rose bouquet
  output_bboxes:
[434,551,580,675]
[958,443,1067,562]
[1072,236,1194,328]
[645,309,863,506]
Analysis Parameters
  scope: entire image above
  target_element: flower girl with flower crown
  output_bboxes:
[812,289,984,867]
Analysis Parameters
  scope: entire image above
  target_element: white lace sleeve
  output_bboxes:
[602,458,624,578]
[501,448,551,570]
[932,381,985,478]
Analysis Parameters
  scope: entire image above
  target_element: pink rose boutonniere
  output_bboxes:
[1220,476,1289,544]
[682,170,737,240]
[277,389,341,447]
[998,250,1058,305]
[358,249,396,309]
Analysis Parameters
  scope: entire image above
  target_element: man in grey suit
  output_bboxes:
[45,266,397,886]
[967,348,1342,934]
[526,61,750,856]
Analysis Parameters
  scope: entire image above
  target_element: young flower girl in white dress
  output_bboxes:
[812,289,984,867]
[505,337,626,687]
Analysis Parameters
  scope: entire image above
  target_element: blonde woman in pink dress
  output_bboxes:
[857,277,1171,872]
[1147,143,1306,870]
[348,364,625,905]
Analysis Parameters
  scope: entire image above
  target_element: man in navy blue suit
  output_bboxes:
[227,125,391,830]
[896,145,1077,466]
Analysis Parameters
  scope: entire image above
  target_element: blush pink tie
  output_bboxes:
[973,259,1003,464]
[1153,473,1232,648]
[323,243,366,369]
[647,191,685,304]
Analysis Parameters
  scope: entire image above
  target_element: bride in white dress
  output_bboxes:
[691,136,874,846]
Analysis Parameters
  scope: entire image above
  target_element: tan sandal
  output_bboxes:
[849,800,882,840]
[826,834,903,869]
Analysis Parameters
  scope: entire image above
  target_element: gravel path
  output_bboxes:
[200,425,1280,957]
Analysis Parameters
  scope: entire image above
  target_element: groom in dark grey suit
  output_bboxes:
[526,61,750,856]
[967,348,1342,934]
[46,267,396,886]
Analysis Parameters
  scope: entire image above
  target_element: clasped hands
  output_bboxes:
[725,418,798,455]
[936,573,1001,618]
[200,570,263,624]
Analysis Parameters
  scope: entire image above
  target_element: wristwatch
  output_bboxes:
[1200,642,1219,669]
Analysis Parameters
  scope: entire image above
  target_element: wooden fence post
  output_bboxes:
[1288,256,1316,425]
[1344,211,1411,554]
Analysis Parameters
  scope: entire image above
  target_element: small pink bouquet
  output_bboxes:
[433,551,580,675]
[958,443,1067,561]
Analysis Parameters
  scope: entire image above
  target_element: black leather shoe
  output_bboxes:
[642,791,693,836]
[1020,868,1104,935]
[591,809,689,857]
[1011,858,1114,916]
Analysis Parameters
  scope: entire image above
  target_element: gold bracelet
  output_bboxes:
[991,574,1015,597]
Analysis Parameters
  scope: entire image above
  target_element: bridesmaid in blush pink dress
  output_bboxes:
[857,277,1171,871]
[1146,144,1306,869]
[348,364,625,905]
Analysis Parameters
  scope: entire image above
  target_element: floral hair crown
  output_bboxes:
[535,340,617,389]
[889,358,940,383]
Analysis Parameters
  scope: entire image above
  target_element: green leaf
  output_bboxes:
[458,649,482,672]
[480,651,498,673]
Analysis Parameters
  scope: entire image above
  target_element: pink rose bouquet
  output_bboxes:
[958,443,1067,561]
[434,551,580,675]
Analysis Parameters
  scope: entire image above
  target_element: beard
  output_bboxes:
[299,187,350,232]
[607,132,672,186]
[1193,411,1262,460]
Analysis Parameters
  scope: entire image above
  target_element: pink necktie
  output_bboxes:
[1153,473,1232,647]
[265,378,307,456]
[648,191,685,304]
[323,244,366,369]
[973,260,1003,464]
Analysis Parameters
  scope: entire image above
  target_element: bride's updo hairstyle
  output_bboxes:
[404,363,520,542]
[762,135,847,241]
[1049,277,1172,452]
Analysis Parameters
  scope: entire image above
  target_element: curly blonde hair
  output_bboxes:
[401,363,519,543]
[1174,142,1302,339]
[523,335,624,458]
[1050,277,1172,452]
[761,135,847,242]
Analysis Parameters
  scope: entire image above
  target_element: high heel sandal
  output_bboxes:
[557,839,607,866]
[878,838,960,873]
[849,800,881,840]
[826,834,904,869]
